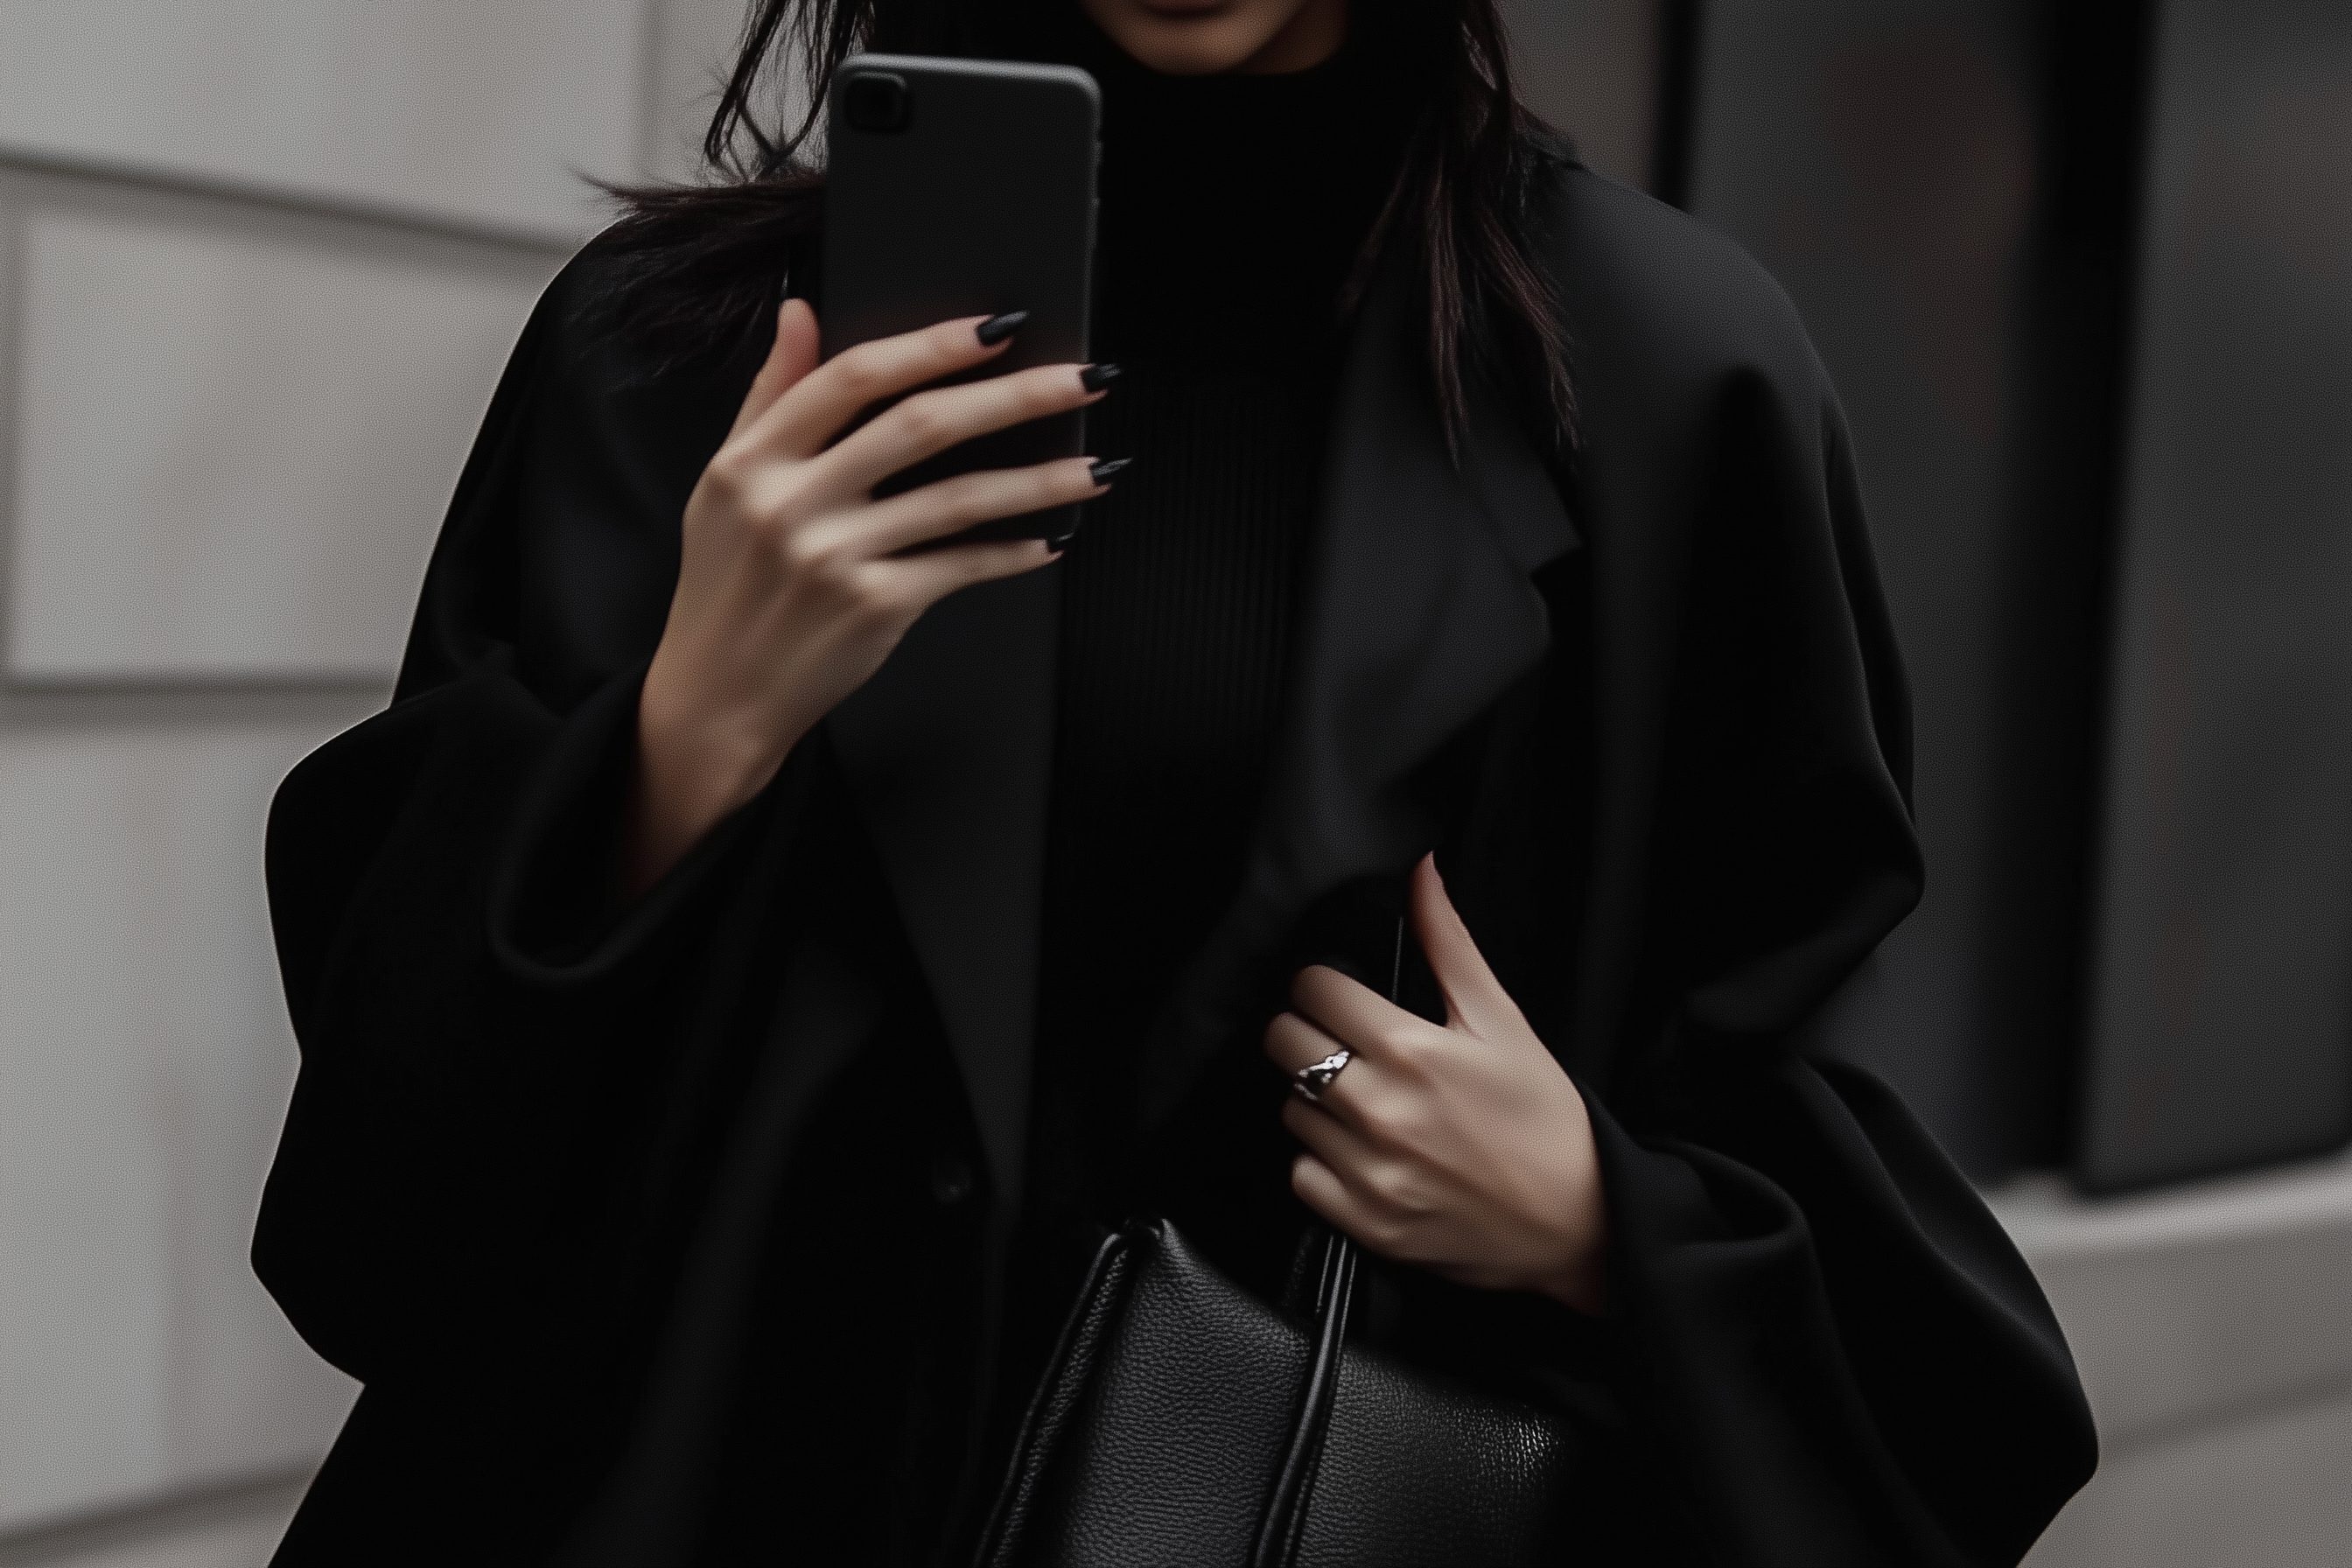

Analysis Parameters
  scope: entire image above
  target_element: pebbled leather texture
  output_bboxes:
[975,1230,1143,1568]
[976,1218,1581,1568]
[1028,1222,1309,1567]
[1292,1331,1578,1567]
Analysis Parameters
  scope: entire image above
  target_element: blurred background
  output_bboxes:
[0,1,2344,1564]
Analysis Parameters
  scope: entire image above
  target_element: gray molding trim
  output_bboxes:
[1992,1147,2352,1449]
[0,682,388,731]
[2090,1367,2352,1462]
[0,142,584,260]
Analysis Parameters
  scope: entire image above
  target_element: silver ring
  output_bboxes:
[1290,1048,1354,1105]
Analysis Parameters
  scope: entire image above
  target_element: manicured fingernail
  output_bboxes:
[976,311,1027,346]
[1046,523,1081,554]
[1080,362,1122,393]
[1089,457,1132,485]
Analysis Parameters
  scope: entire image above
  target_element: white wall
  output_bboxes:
[0,0,746,1550]
[0,2,644,241]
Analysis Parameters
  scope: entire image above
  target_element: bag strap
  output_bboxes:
[1248,911,1407,1567]
[1250,1225,1357,1568]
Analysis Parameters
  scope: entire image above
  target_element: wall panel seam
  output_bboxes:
[0,144,583,260]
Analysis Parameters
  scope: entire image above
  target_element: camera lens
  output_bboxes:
[844,74,910,133]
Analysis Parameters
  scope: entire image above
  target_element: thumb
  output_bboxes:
[728,296,821,438]
[1409,852,1516,1038]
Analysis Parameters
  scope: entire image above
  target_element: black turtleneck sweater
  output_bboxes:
[970,16,1413,1537]
[1023,17,1407,1238]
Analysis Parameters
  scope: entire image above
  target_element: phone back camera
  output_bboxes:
[844,74,910,133]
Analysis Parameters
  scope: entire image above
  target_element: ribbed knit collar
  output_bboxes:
[1019,4,1418,365]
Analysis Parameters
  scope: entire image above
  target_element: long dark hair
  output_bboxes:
[598,0,1574,453]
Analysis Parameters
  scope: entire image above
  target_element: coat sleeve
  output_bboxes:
[1550,169,2099,1567]
[252,246,788,1386]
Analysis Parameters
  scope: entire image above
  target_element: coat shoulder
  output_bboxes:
[514,226,682,385]
[511,219,780,395]
[1538,159,1828,409]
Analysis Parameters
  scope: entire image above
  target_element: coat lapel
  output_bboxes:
[1137,250,1581,1125]
[826,563,1060,1208]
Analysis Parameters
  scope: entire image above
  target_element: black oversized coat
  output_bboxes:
[255,159,2098,1565]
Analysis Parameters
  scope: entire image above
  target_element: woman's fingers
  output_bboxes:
[885,531,1060,609]
[750,314,1012,459]
[1283,1096,1384,1191]
[1291,1152,1376,1236]
[819,362,1102,497]
[1265,1008,1432,1138]
[1264,1007,1352,1076]
[854,456,1107,556]
[725,298,822,443]
[1288,962,1405,1057]
[1409,853,1520,1039]
[1264,1008,1376,1117]
[1284,1103,1422,1244]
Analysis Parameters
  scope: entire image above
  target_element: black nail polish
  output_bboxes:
[1046,525,1080,554]
[976,311,1027,346]
[1089,457,1133,484]
[1080,362,1123,393]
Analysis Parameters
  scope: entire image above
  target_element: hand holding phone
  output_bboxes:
[626,52,1109,892]
[627,301,1111,893]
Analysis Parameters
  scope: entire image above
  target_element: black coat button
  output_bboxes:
[929,1156,975,1206]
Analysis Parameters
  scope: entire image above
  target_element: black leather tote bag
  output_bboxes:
[975,905,1586,1568]
[972,1216,1581,1568]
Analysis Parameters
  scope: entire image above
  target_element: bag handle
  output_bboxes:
[1250,1226,1355,1567]
[1249,911,1408,1568]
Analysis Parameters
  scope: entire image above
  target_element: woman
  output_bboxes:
[255,0,2098,1562]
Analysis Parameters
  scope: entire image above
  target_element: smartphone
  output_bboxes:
[822,53,1101,542]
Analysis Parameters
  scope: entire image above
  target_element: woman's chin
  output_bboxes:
[1092,18,1277,75]
[1078,0,1343,76]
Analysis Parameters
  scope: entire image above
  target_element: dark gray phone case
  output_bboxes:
[822,54,1100,542]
